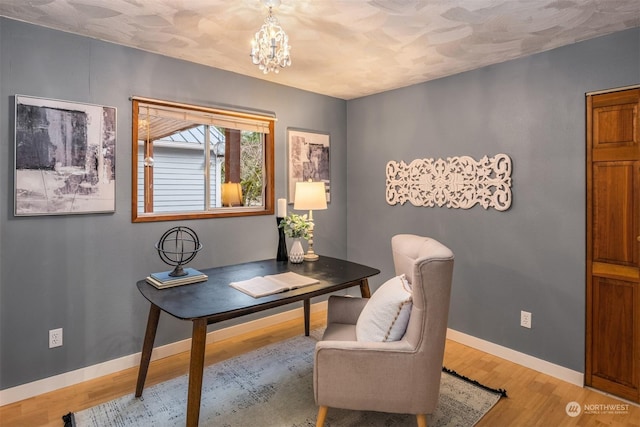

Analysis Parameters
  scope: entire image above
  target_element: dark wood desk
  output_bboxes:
[135,256,379,427]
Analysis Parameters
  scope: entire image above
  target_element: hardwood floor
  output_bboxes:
[445,339,640,427]
[1,312,638,427]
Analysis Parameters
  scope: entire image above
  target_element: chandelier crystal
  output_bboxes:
[250,1,291,74]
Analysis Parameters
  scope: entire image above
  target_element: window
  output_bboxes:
[131,97,274,222]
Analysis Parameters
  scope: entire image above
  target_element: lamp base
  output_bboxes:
[304,253,319,262]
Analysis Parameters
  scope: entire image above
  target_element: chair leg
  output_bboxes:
[416,414,427,427]
[316,406,328,427]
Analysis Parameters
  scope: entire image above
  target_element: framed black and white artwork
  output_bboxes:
[287,128,330,204]
[14,95,116,216]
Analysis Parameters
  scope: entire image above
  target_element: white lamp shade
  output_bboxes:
[293,181,327,211]
[221,182,243,207]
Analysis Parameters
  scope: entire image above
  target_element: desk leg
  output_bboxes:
[135,304,161,397]
[359,278,371,298]
[303,298,310,336]
[186,318,207,427]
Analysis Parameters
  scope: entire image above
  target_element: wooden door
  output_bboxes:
[586,88,640,402]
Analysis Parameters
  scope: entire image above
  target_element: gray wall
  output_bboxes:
[0,18,347,389]
[1,16,638,391]
[346,28,640,372]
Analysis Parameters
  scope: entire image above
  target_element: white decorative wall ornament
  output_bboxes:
[386,154,512,211]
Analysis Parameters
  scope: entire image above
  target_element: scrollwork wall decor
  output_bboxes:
[386,154,512,211]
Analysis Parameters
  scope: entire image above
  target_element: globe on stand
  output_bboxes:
[155,226,202,277]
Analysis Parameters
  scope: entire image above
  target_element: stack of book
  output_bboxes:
[146,268,208,289]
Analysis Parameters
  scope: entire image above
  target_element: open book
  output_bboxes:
[229,271,319,298]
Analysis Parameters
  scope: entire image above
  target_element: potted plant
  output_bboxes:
[279,213,311,239]
[279,213,311,262]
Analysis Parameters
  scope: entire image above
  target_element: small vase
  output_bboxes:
[276,217,288,261]
[289,238,305,264]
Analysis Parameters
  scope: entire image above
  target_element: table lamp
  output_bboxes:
[293,180,327,261]
[221,182,243,207]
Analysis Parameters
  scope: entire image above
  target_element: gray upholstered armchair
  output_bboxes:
[313,234,454,427]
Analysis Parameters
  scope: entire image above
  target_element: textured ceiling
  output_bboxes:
[1,0,639,100]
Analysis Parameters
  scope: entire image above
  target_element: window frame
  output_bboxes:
[131,97,275,223]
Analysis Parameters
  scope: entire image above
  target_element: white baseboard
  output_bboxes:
[0,301,328,406]
[446,328,584,386]
[2,308,584,406]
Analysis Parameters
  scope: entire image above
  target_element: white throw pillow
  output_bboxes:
[356,274,412,342]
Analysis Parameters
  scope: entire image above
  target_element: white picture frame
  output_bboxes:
[14,95,116,216]
[287,128,330,204]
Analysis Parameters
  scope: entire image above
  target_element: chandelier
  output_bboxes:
[250,0,291,74]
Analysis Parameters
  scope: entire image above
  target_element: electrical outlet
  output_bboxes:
[49,328,63,348]
[520,311,532,329]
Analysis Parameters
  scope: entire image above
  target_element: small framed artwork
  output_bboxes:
[14,95,116,216]
[287,128,330,203]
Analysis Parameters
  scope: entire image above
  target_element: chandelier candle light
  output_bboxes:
[250,0,291,74]
[293,180,327,261]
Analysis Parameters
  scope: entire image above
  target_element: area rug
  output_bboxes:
[65,331,506,426]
